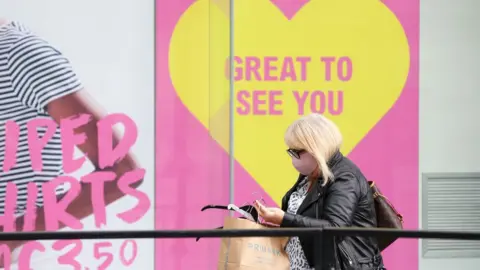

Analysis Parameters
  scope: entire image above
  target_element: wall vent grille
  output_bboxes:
[422,173,480,258]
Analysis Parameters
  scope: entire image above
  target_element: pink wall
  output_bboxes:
[155,0,419,269]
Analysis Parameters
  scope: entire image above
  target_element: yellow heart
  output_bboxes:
[169,0,409,202]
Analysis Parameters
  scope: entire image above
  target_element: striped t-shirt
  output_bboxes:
[0,21,83,214]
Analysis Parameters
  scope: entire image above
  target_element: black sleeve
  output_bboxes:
[280,174,359,228]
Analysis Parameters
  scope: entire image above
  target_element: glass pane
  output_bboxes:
[156,0,232,269]
[231,1,418,270]
[0,1,156,269]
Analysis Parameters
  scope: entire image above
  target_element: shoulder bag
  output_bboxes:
[368,181,404,251]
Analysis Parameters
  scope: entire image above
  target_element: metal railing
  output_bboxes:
[1,228,480,269]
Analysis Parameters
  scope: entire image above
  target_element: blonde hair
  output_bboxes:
[284,113,343,186]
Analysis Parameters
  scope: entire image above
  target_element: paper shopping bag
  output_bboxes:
[217,216,290,270]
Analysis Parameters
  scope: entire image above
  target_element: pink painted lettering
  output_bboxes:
[42,176,83,231]
[263,56,278,81]
[3,120,19,172]
[98,113,138,169]
[232,56,311,81]
[268,90,283,115]
[296,57,310,81]
[292,91,309,115]
[320,56,335,81]
[252,90,267,115]
[0,244,11,270]
[245,57,261,81]
[280,57,296,81]
[116,169,149,223]
[328,90,344,115]
[236,90,284,115]
[22,182,39,232]
[53,240,82,269]
[81,171,116,228]
[0,183,18,232]
[231,56,243,81]
[310,90,344,115]
[27,118,57,171]
[236,90,250,115]
[310,91,326,113]
[337,56,353,81]
[60,114,91,174]
[0,113,150,238]
[18,241,45,270]
[94,241,114,270]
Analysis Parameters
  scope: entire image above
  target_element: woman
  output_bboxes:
[0,20,142,268]
[254,113,384,270]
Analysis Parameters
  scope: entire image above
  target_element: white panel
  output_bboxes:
[419,0,480,268]
[422,173,480,258]
[0,1,155,269]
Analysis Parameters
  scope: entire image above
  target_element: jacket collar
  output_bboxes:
[296,180,324,215]
[296,150,344,214]
[327,150,343,168]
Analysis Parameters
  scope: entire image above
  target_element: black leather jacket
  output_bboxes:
[280,152,384,270]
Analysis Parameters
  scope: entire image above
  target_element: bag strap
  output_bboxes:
[369,181,404,223]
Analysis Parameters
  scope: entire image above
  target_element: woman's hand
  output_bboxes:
[253,200,285,225]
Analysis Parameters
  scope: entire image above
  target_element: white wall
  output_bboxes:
[419,0,480,269]
[0,1,155,269]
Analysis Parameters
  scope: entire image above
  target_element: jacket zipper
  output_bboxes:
[345,253,353,267]
[338,243,354,267]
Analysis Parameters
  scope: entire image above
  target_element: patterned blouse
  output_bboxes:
[285,177,315,270]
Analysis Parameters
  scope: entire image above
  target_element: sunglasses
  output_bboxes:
[286,148,305,159]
